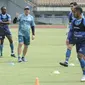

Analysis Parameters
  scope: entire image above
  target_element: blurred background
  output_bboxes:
[0,0,85,25]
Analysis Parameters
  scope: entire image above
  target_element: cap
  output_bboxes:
[24,6,30,10]
[1,6,7,10]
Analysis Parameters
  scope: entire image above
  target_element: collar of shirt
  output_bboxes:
[75,18,82,25]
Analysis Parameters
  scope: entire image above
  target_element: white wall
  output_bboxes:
[8,0,33,20]
[8,0,28,19]
[0,0,8,13]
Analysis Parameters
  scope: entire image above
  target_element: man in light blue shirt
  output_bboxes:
[13,6,35,62]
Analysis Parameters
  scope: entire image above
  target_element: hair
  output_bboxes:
[70,2,78,6]
[74,6,83,14]
[1,6,6,10]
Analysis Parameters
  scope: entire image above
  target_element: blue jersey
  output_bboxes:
[0,13,11,29]
[18,14,35,36]
[68,12,75,23]
[68,12,84,23]
[68,18,85,43]
[68,12,84,30]
[0,13,11,22]
[0,13,11,25]
[0,13,11,35]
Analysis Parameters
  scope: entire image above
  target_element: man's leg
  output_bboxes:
[18,43,23,62]
[18,35,24,62]
[78,53,85,82]
[60,44,73,67]
[0,35,5,57]
[65,44,73,63]
[21,36,30,62]
[22,45,28,62]
[6,35,16,57]
[0,39,4,56]
[77,44,85,82]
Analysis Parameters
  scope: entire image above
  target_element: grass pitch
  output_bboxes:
[0,28,84,85]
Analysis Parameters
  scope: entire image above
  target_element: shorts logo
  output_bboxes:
[0,36,2,38]
[79,48,82,52]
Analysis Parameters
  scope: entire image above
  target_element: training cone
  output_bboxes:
[35,77,40,85]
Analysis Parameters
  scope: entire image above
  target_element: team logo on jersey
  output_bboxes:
[79,48,82,52]
[74,27,80,29]
[0,36,2,38]
[75,20,81,25]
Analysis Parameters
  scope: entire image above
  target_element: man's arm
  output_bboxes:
[67,23,73,40]
[13,17,18,24]
[13,13,20,24]
[0,15,2,23]
[31,16,35,40]
[66,22,73,45]
[31,26,35,35]
[1,14,11,24]
[31,26,35,40]
[0,20,11,24]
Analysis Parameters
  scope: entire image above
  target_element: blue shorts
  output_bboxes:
[0,27,5,40]
[68,38,75,45]
[0,25,11,36]
[18,35,30,45]
[76,41,85,55]
[4,28,11,36]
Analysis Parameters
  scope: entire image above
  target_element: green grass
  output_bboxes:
[0,28,85,85]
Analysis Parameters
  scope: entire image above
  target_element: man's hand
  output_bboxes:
[0,21,11,24]
[66,39,69,45]
[1,21,11,24]
[32,35,35,40]
[16,12,19,17]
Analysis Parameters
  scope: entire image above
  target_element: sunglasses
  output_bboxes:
[24,8,29,10]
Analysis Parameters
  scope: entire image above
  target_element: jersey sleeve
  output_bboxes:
[0,14,2,22]
[83,18,85,26]
[67,20,74,39]
[68,12,72,23]
[82,13,85,18]
[7,14,11,21]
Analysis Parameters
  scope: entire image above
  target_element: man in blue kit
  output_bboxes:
[60,2,84,67]
[67,6,85,81]
[13,6,35,62]
[0,6,16,57]
[0,19,5,56]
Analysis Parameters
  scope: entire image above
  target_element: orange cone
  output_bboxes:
[35,77,40,85]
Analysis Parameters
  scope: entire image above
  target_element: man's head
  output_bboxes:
[24,6,30,15]
[73,6,83,19]
[70,2,77,7]
[1,6,7,14]
[70,2,78,13]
